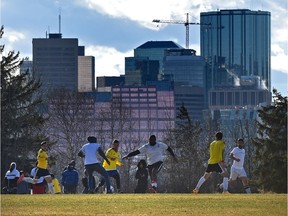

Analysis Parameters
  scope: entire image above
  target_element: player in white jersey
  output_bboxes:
[122,135,177,193]
[228,138,251,193]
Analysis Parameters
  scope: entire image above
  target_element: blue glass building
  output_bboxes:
[200,9,271,91]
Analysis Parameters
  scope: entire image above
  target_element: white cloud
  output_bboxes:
[1,28,32,58]
[76,0,209,29]
[85,45,133,76]
[271,44,288,74]
[3,28,26,43]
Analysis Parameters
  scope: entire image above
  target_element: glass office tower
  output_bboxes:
[200,9,271,91]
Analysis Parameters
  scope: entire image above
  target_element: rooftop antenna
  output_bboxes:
[59,7,61,34]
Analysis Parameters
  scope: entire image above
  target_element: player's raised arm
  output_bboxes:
[122,150,140,159]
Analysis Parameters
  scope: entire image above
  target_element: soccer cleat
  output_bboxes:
[216,184,222,193]
[94,186,100,193]
[222,191,230,194]
[149,187,157,193]
[192,189,199,194]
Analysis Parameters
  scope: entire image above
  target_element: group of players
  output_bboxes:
[32,132,251,194]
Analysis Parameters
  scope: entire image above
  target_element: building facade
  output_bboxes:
[92,85,175,142]
[163,48,207,120]
[125,57,159,86]
[96,76,125,88]
[33,33,91,92]
[78,56,95,92]
[134,41,183,76]
[200,9,271,91]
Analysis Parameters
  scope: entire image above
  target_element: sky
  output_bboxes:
[1,0,287,96]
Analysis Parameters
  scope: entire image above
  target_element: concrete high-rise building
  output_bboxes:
[33,33,90,92]
[200,9,271,91]
[78,56,95,92]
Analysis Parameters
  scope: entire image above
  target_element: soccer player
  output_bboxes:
[192,132,229,194]
[78,136,112,193]
[34,141,55,194]
[95,139,123,193]
[227,138,251,193]
[122,135,177,193]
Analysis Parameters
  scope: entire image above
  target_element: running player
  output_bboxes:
[227,138,251,193]
[34,141,54,194]
[122,135,177,193]
[95,139,123,193]
[193,132,229,194]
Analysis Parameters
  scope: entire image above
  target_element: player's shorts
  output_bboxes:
[147,161,163,174]
[205,163,226,174]
[35,167,51,178]
[107,170,119,177]
[230,166,247,180]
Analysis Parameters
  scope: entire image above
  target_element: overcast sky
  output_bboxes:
[1,0,287,95]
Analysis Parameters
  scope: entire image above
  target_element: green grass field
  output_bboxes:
[1,194,287,216]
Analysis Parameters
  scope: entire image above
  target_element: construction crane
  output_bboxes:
[153,13,204,49]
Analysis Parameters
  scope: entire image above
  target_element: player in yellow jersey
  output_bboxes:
[34,141,55,194]
[95,139,123,193]
[192,132,229,194]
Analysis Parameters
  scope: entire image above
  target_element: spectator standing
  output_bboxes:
[135,160,148,193]
[61,163,79,194]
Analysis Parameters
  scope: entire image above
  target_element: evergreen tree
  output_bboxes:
[1,26,47,178]
[164,103,203,192]
[252,89,287,193]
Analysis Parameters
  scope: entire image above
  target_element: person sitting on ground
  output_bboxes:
[50,174,62,194]
[3,162,20,194]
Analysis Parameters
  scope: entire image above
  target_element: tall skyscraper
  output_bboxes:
[33,33,88,92]
[163,48,207,120]
[200,9,271,91]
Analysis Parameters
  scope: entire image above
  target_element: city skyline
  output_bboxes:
[1,0,287,96]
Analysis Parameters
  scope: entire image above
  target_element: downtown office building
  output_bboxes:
[200,9,271,109]
[200,9,271,91]
[33,33,95,92]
